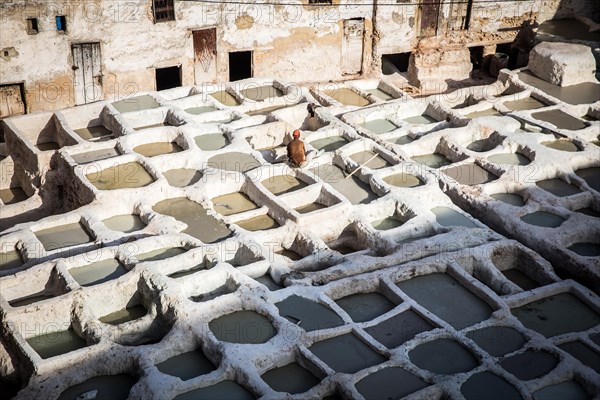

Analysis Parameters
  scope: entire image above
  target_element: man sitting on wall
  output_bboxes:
[287,130,306,167]
[508,20,538,70]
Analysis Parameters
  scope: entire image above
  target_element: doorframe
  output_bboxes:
[228,50,254,82]
[341,17,366,76]
[191,27,219,85]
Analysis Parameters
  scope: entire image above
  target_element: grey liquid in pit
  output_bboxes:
[465,326,526,357]
[99,304,147,325]
[310,136,349,152]
[71,147,119,164]
[135,247,187,262]
[112,95,160,112]
[207,152,261,173]
[538,18,600,41]
[355,366,429,400]
[361,119,398,134]
[520,211,565,228]
[210,90,240,106]
[209,310,276,344]
[335,292,396,322]
[487,153,531,165]
[397,273,493,329]
[465,109,502,118]
[409,338,479,374]
[236,214,279,231]
[0,250,23,271]
[412,153,452,168]
[491,193,525,206]
[102,214,145,233]
[185,106,218,115]
[499,349,558,380]
[503,97,546,111]
[502,268,540,290]
[295,202,327,213]
[153,197,232,243]
[568,242,600,257]
[365,88,395,101]
[541,139,580,152]
[536,178,581,197]
[174,380,254,400]
[86,161,155,190]
[27,328,87,359]
[74,125,113,141]
[309,333,386,373]
[432,207,478,228]
[442,163,498,185]
[195,133,229,150]
[261,362,321,394]
[133,142,182,157]
[212,192,258,215]
[57,374,137,400]
[534,381,591,400]
[383,172,423,188]
[275,295,344,332]
[69,258,128,287]
[575,167,600,193]
[311,164,378,205]
[164,168,202,187]
[349,150,391,170]
[403,114,438,124]
[467,138,497,152]
[324,88,370,106]
[532,110,587,130]
[461,371,523,400]
[365,309,436,349]
[0,187,28,205]
[389,134,415,145]
[35,222,94,251]
[255,274,284,291]
[156,349,216,380]
[262,175,307,195]
[371,217,403,230]
[512,293,600,337]
[518,71,600,105]
[558,341,600,373]
[241,85,283,101]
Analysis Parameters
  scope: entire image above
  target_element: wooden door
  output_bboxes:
[342,19,364,75]
[419,0,440,37]
[72,43,103,105]
[0,84,25,118]
[193,28,218,84]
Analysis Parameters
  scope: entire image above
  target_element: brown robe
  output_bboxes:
[287,138,306,166]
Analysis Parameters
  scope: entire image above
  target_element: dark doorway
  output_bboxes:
[381,53,411,74]
[155,66,181,91]
[229,51,252,82]
[469,46,484,70]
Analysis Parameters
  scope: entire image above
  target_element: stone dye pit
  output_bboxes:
[1,63,600,400]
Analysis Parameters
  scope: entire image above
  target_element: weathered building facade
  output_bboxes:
[0,0,596,116]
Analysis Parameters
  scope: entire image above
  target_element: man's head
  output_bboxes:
[293,130,301,138]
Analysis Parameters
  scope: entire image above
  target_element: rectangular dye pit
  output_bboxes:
[210,91,240,106]
[153,197,232,243]
[310,164,378,205]
[310,136,349,152]
[74,125,113,141]
[0,187,29,205]
[69,258,128,287]
[35,222,94,252]
[112,95,160,113]
[86,162,155,190]
[396,273,493,329]
[309,333,386,373]
[0,249,23,271]
[349,151,392,170]
[511,293,600,337]
[99,305,147,325]
[212,192,258,216]
[324,88,370,107]
[262,175,308,195]
[361,119,398,134]
[241,85,283,101]
[27,328,88,359]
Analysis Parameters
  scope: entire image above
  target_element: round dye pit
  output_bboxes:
[209,311,276,344]
[409,338,479,374]
[383,172,423,188]
[520,211,565,228]
[163,169,203,187]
